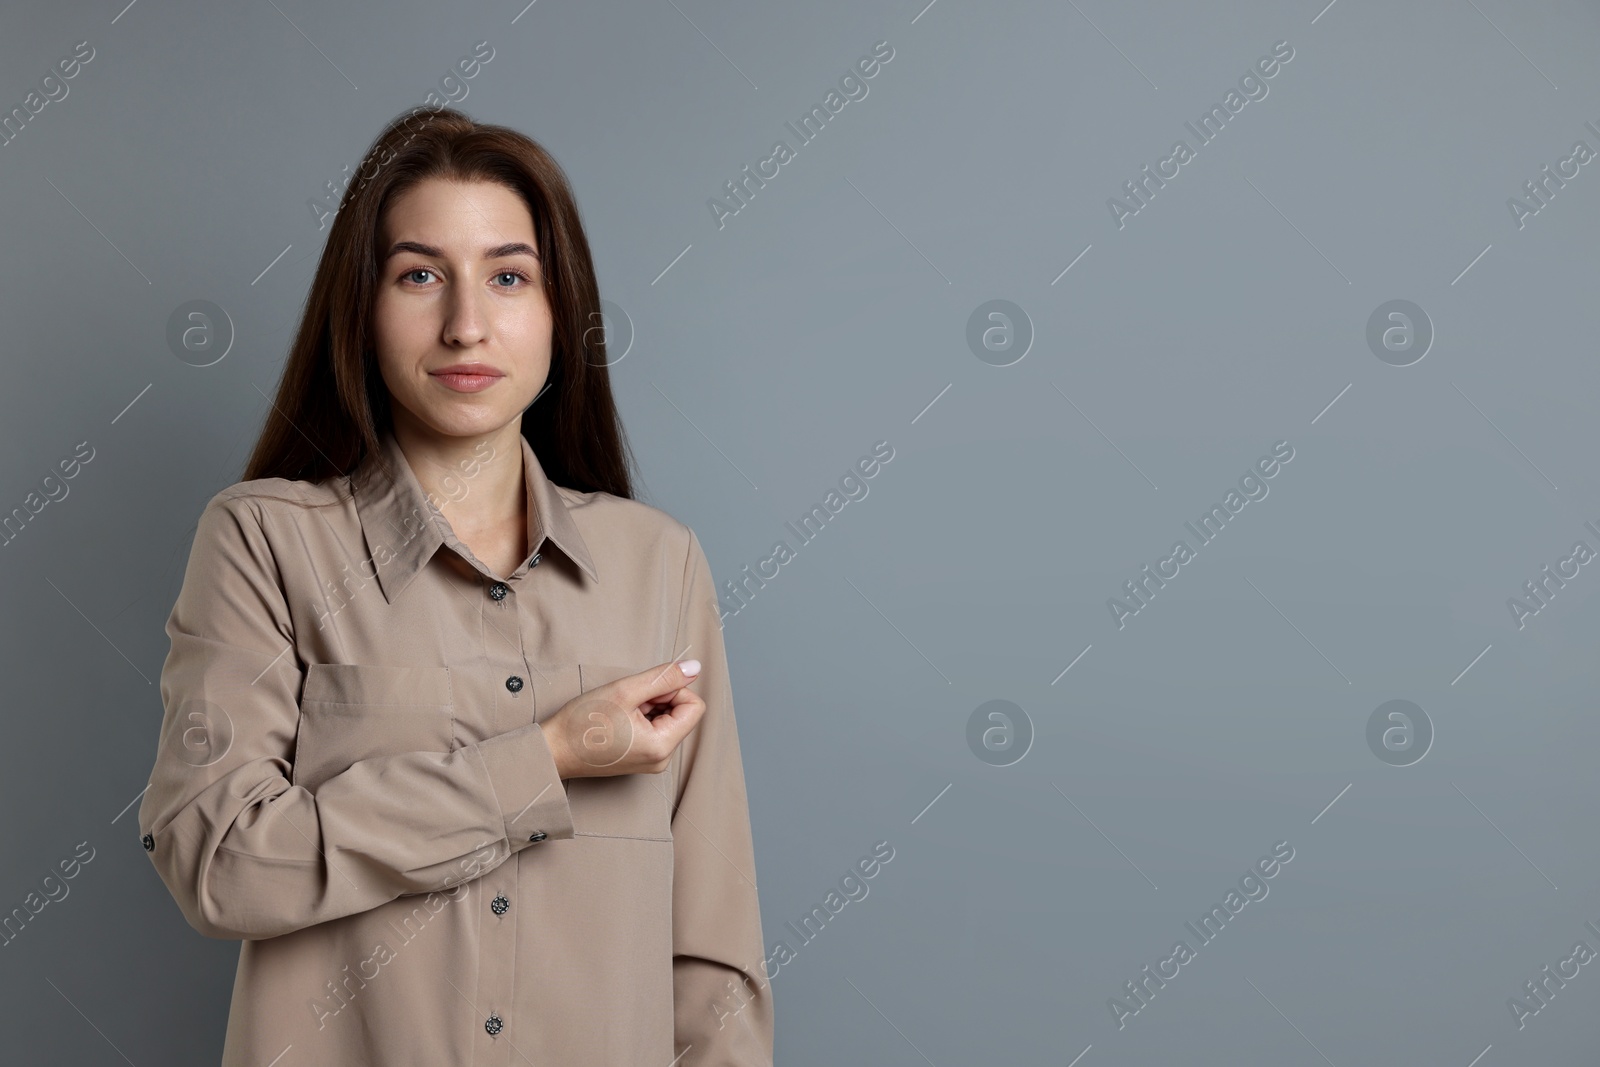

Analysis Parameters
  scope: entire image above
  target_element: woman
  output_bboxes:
[138,106,774,1066]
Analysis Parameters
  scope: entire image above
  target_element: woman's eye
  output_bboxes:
[401,268,527,287]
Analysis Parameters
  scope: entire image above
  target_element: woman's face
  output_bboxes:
[372,177,552,441]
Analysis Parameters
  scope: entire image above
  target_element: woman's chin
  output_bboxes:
[400,402,523,441]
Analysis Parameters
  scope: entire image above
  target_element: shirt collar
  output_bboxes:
[351,426,598,604]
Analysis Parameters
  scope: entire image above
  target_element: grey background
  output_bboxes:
[1,0,1597,1063]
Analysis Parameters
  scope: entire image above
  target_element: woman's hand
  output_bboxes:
[543,660,706,779]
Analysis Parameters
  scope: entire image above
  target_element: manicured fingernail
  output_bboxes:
[679,659,701,676]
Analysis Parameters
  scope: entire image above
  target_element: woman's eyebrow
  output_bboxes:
[384,240,539,260]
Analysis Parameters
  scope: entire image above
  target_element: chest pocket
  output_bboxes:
[539,663,673,843]
[292,664,456,793]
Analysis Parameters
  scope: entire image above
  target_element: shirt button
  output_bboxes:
[484,1012,504,1036]
[505,675,524,693]
[491,894,510,915]
[529,552,541,568]
[528,831,547,843]
[488,581,508,601]
[141,832,154,852]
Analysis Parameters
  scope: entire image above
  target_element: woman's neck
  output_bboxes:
[391,416,530,563]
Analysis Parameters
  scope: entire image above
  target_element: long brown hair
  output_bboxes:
[241,105,635,500]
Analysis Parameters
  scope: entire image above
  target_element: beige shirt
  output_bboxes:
[139,426,773,1066]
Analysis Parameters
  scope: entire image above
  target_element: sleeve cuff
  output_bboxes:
[476,723,575,849]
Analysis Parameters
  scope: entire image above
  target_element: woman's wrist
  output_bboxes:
[542,720,580,780]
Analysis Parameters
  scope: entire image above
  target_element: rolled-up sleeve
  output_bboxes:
[138,491,574,941]
[669,528,775,1065]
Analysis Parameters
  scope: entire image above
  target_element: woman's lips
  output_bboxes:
[430,370,503,393]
